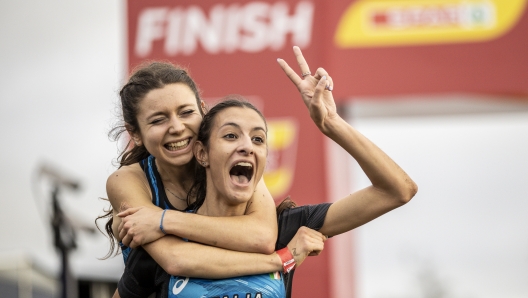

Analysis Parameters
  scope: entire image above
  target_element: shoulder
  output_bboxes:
[106,163,144,187]
[106,162,155,212]
[279,203,332,229]
[106,163,150,202]
[276,203,332,250]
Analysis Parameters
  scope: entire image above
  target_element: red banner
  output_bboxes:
[128,1,334,297]
[127,0,528,297]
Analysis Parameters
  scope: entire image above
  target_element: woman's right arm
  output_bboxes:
[141,225,323,278]
[108,165,277,254]
[107,166,325,278]
[106,165,158,240]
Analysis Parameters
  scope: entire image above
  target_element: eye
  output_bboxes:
[181,109,195,116]
[252,136,265,144]
[150,118,164,125]
[223,133,237,140]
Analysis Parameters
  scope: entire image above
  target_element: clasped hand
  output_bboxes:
[117,206,165,248]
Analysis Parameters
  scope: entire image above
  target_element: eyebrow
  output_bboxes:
[145,111,164,120]
[221,122,267,133]
[145,104,194,120]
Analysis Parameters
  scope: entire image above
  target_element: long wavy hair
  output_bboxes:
[96,62,204,259]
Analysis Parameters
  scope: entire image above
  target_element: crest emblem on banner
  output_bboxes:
[263,118,299,200]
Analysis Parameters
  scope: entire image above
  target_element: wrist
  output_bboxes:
[276,247,296,273]
[322,115,346,137]
[159,209,168,235]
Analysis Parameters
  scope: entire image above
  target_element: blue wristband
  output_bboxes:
[160,209,168,235]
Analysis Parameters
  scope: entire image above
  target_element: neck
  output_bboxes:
[196,196,248,217]
[155,158,194,191]
[196,176,248,217]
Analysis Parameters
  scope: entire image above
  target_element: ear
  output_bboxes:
[193,140,209,167]
[125,123,143,147]
[200,100,207,115]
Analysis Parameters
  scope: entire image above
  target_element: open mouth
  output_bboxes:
[165,138,190,151]
[229,162,254,184]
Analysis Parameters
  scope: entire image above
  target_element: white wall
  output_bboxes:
[0,0,126,280]
[347,108,528,298]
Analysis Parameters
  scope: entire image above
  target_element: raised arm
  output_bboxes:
[277,46,418,238]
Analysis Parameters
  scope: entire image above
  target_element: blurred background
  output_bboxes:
[0,0,527,297]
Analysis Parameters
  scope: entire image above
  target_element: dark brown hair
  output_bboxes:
[276,196,297,215]
[97,62,204,258]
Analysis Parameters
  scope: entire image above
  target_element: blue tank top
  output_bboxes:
[121,155,179,263]
[167,210,285,298]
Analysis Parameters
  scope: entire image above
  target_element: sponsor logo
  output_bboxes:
[263,118,298,199]
[172,277,190,295]
[335,0,527,47]
[134,1,314,57]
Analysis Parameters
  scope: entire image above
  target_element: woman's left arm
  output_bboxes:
[118,179,278,254]
[278,46,418,238]
[317,117,417,237]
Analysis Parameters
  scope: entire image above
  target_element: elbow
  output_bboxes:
[166,266,185,277]
[164,264,181,277]
[164,257,192,277]
[398,178,418,205]
[251,234,275,255]
[161,249,189,276]
[259,242,276,255]
[258,227,278,255]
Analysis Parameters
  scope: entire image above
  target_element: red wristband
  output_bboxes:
[276,247,296,273]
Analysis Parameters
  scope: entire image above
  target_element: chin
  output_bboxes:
[227,190,254,205]
[168,152,194,165]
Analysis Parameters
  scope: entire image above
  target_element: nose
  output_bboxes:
[237,135,254,156]
[168,116,185,135]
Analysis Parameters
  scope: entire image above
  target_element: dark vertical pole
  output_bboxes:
[51,184,78,298]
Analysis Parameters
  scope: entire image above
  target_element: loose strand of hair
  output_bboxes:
[95,198,120,259]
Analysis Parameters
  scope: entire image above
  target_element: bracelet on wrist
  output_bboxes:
[276,247,296,273]
[159,209,168,235]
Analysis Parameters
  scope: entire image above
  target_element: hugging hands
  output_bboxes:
[117,206,165,248]
[118,205,326,267]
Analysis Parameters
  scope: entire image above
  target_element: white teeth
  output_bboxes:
[236,162,252,167]
[166,139,189,150]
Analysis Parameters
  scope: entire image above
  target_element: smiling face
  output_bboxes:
[132,83,203,167]
[196,106,268,209]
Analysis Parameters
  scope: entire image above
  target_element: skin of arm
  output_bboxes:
[158,179,277,253]
[143,236,280,278]
[141,225,324,278]
[113,174,277,254]
[111,166,323,279]
[109,226,325,298]
[107,164,277,254]
[277,46,418,238]
[317,117,417,238]
[108,165,300,280]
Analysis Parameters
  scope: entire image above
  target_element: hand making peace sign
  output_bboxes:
[277,46,340,135]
